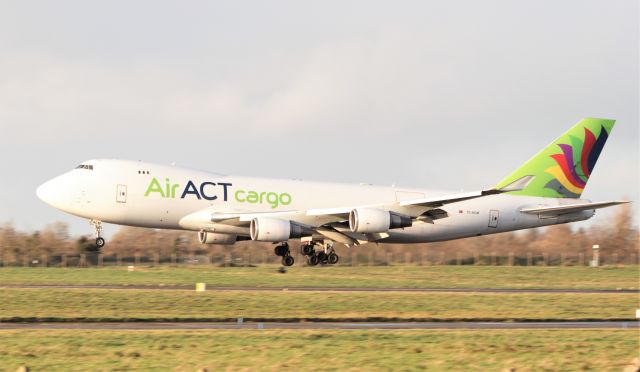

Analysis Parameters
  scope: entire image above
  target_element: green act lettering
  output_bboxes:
[234,189,292,208]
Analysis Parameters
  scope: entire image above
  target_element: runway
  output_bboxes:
[1,321,637,330]
[1,284,636,294]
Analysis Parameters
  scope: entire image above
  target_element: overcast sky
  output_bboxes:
[0,0,638,238]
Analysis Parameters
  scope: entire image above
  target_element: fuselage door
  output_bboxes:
[488,209,499,228]
[116,184,127,203]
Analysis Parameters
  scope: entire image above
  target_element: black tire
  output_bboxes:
[282,255,295,266]
[274,245,288,257]
[328,252,339,264]
[96,237,106,248]
[316,252,328,263]
[300,244,314,256]
[307,255,319,266]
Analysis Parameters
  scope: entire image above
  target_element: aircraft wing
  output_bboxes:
[520,201,629,217]
[183,187,506,228]
[180,187,508,245]
[395,176,534,209]
[398,188,504,208]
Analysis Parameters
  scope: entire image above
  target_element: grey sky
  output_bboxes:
[0,0,638,238]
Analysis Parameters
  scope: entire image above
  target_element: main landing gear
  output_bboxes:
[300,241,339,266]
[273,241,340,267]
[274,242,294,266]
[90,219,106,249]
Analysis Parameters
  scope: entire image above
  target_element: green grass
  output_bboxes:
[0,288,636,321]
[0,265,638,290]
[0,329,637,371]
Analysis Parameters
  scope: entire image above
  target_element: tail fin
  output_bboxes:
[495,118,615,198]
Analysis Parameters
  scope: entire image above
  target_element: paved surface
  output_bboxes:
[1,321,637,330]
[1,284,637,293]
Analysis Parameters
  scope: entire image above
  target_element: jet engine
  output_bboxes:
[349,208,412,233]
[198,231,238,245]
[250,218,313,242]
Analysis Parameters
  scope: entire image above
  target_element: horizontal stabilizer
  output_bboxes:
[520,201,629,216]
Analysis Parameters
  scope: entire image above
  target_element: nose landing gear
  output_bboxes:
[300,241,339,266]
[90,219,105,249]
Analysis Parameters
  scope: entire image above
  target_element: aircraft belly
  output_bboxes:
[382,195,540,243]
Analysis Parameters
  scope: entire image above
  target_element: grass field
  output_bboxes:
[1,266,637,370]
[0,288,636,321]
[0,265,638,290]
[0,329,638,371]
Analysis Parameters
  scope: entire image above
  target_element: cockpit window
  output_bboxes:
[75,164,94,170]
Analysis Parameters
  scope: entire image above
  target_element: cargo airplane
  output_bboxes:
[37,118,628,266]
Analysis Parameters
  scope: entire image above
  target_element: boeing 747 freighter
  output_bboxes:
[37,118,628,266]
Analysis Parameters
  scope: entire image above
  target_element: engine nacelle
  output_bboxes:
[250,218,313,242]
[198,231,238,245]
[349,208,412,233]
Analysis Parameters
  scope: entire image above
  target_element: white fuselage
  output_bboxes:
[37,159,594,244]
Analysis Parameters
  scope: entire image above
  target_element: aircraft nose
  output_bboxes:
[36,175,73,210]
[36,179,57,206]
[37,171,86,214]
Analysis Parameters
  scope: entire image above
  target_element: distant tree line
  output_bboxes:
[0,203,637,265]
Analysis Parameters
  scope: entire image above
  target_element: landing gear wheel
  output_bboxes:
[274,243,289,257]
[282,255,294,266]
[316,251,328,264]
[90,219,105,249]
[300,244,314,256]
[307,254,319,266]
[328,252,339,264]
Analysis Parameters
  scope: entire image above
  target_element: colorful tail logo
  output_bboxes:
[495,118,615,199]
[544,125,609,198]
